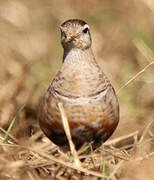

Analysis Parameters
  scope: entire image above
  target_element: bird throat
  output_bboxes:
[54,48,106,98]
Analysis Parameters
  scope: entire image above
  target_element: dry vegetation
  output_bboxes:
[0,0,154,179]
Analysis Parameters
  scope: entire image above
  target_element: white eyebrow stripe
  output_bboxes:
[60,26,64,32]
[83,24,90,29]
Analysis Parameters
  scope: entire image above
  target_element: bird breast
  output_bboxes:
[52,48,108,97]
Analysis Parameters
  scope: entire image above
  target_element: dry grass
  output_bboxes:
[0,0,154,179]
[0,118,153,179]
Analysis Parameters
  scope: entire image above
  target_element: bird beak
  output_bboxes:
[60,26,80,43]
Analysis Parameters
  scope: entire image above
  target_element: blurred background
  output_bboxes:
[0,0,154,179]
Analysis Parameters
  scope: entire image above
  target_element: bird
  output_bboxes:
[38,19,119,150]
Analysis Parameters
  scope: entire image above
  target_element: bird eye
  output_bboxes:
[82,27,89,34]
[60,27,67,38]
[61,31,67,38]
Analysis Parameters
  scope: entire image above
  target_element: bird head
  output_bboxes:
[60,19,92,50]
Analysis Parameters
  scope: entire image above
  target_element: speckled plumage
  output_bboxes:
[38,19,119,149]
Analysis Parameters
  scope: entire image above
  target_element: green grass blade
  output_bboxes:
[0,104,25,150]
